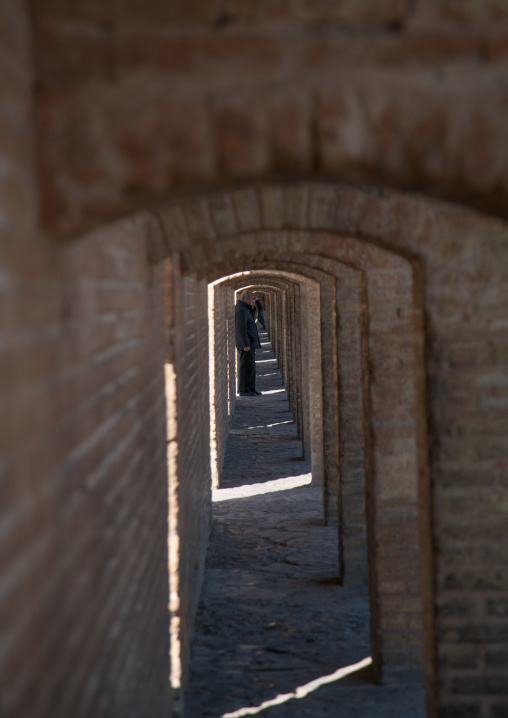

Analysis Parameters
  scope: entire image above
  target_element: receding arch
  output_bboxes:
[158,220,426,683]
[141,179,507,717]
[213,271,324,494]
[156,180,508,718]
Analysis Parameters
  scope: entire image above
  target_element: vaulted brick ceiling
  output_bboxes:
[31,0,508,236]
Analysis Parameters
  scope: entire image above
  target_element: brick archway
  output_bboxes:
[157,180,508,715]
[197,238,426,681]
[214,272,323,488]
[4,5,508,714]
[2,161,507,717]
[157,187,430,698]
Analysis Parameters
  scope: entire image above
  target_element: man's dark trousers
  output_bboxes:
[239,349,256,394]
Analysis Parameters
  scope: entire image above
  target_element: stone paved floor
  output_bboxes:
[185,332,427,718]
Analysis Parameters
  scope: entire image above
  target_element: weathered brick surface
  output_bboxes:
[165,256,211,706]
[1,219,172,718]
[0,15,180,715]
[2,0,508,711]
[29,4,508,235]
[29,0,431,27]
[208,281,234,487]
[410,0,508,28]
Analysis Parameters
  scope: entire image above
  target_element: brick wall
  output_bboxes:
[165,255,211,710]
[334,185,508,714]
[208,280,234,487]
[1,218,173,717]
[0,11,177,710]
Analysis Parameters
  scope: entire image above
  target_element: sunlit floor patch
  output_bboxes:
[236,389,285,397]
[246,420,292,429]
[212,473,312,502]
[221,657,372,717]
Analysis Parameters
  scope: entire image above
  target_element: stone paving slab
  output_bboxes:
[185,332,426,718]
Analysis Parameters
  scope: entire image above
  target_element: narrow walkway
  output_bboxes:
[185,332,426,718]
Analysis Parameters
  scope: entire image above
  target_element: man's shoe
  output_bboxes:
[254,391,262,395]
[240,391,256,396]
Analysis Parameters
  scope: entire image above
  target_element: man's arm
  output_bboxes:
[236,307,251,350]
[256,300,266,329]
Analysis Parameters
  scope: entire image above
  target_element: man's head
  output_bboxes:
[241,291,256,307]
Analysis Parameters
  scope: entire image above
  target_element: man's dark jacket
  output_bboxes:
[255,298,266,329]
[235,300,261,351]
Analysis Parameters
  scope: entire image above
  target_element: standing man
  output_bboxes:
[235,291,262,396]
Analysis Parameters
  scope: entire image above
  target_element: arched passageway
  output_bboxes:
[160,181,508,718]
[164,206,431,687]
[3,5,508,717]
[186,326,392,718]
[3,175,508,718]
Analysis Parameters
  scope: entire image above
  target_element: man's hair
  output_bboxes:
[241,291,255,300]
